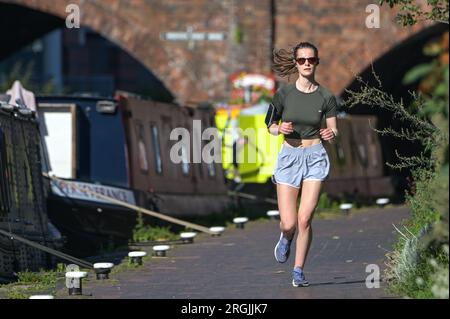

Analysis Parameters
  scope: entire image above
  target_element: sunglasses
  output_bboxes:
[295,57,319,65]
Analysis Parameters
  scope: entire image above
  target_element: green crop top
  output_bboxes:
[270,83,338,139]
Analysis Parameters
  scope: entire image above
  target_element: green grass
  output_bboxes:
[110,250,155,275]
[388,244,449,299]
[0,264,66,299]
[386,165,449,299]
[132,225,179,243]
[315,192,341,213]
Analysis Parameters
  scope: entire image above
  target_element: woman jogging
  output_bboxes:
[265,42,338,287]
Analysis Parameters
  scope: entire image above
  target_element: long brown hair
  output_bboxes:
[272,42,319,79]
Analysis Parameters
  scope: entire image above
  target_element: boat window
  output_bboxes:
[334,137,346,167]
[173,127,190,176]
[356,144,368,168]
[38,105,76,179]
[193,124,204,179]
[207,163,216,177]
[181,142,190,176]
[135,122,149,173]
[201,125,216,178]
[204,137,216,178]
[367,132,378,167]
[150,124,163,175]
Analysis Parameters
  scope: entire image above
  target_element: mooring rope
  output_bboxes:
[0,228,93,269]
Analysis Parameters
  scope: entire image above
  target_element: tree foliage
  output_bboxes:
[345,4,449,297]
[380,0,449,25]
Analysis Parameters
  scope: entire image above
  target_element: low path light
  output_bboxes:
[29,295,54,299]
[340,203,353,214]
[180,232,197,244]
[128,251,147,265]
[93,262,114,280]
[376,198,389,208]
[153,245,170,257]
[209,226,225,237]
[233,217,248,229]
[65,271,88,296]
[266,210,279,220]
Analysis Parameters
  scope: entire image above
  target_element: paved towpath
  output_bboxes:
[56,206,409,299]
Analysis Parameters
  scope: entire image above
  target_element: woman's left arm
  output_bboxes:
[319,116,338,144]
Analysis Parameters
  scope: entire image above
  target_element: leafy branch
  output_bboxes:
[379,0,449,25]
[344,71,445,171]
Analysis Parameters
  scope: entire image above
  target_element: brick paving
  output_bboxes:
[56,206,410,299]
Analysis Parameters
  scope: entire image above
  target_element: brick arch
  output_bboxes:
[2,0,436,103]
[344,22,448,98]
[1,0,179,100]
[273,0,435,95]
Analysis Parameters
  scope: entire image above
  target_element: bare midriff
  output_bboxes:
[283,137,321,148]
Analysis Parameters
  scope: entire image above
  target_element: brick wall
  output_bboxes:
[2,0,432,102]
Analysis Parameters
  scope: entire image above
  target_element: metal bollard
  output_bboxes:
[29,295,54,299]
[128,251,147,265]
[93,262,114,280]
[376,198,389,208]
[153,245,170,257]
[209,226,225,237]
[233,217,248,229]
[180,232,197,244]
[266,210,279,220]
[65,271,88,296]
[340,203,353,214]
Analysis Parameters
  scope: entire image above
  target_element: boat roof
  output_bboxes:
[36,94,115,102]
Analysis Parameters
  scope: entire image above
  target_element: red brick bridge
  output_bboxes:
[0,0,442,104]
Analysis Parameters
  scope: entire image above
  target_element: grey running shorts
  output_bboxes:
[271,142,330,189]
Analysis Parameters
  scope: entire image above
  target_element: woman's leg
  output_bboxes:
[295,180,322,269]
[277,183,300,240]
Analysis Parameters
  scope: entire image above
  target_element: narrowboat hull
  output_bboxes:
[46,178,233,257]
[1,97,63,279]
[46,194,137,257]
